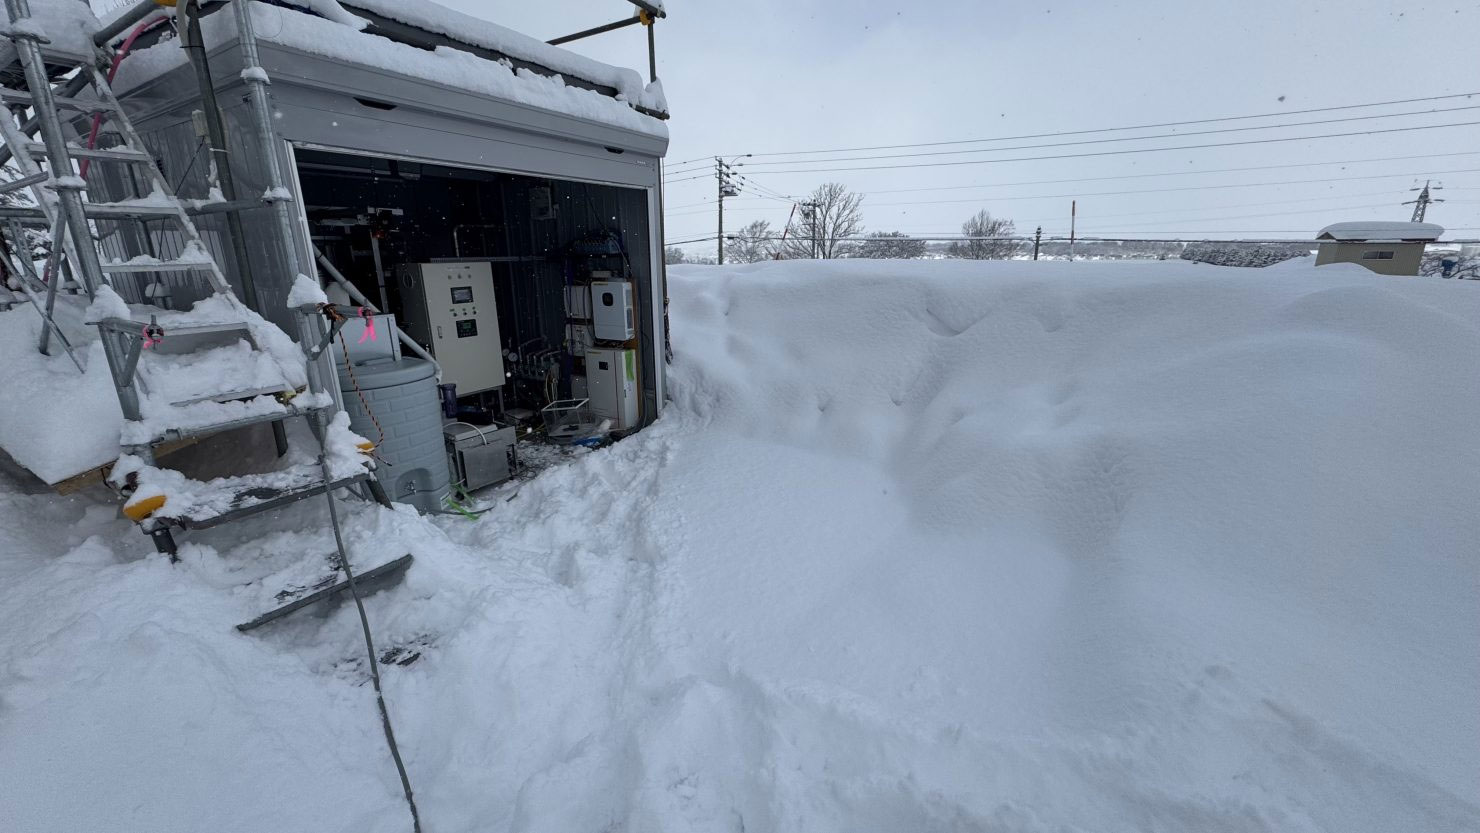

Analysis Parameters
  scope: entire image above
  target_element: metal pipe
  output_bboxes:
[183,0,283,455]
[36,209,64,355]
[646,19,656,82]
[451,223,500,258]
[547,16,640,47]
[314,246,441,379]
[233,0,336,409]
[368,231,389,312]
[93,0,162,47]
[182,0,262,311]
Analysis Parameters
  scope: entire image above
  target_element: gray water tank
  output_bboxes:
[336,357,450,514]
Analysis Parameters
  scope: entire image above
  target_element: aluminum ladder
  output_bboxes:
[0,0,392,556]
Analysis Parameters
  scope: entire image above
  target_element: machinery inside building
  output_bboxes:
[294,148,657,502]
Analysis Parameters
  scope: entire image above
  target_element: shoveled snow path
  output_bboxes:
[1,258,1478,832]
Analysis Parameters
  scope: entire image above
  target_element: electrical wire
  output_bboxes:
[855,151,1480,195]
[718,91,1480,158]
[736,120,1480,176]
[318,468,422,833]
[664,170,1480,219]
[740,105,1480,168]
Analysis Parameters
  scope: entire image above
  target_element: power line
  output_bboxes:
[741,105,1480,168]
[858,167,1480,208]
[667,231,1480,245]
[1007,190,1445,224]
[738,120,1480,176]
[664,169,1480,219]
[857,151,1480,195]
[663,150,1480,193]
[720,91,1480,158]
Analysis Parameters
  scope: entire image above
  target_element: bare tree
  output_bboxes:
[951,210,1018,260]
[724,220,773,264]
[854,231,926,260]
[781,182,865,259]
[664,246,687,265]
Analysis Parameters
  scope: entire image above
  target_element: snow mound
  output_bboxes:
[2,259,1478,832]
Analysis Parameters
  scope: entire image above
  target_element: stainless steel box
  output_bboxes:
[444,422,516,491]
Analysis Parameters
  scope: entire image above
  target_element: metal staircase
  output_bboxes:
[0,0,391,558]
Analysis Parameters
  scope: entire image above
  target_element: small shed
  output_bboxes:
[94,0,672,429]
[1314,221,1442,276]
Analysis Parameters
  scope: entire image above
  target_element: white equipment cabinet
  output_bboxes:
[590,280,635,341]
[397,261,504,394]
[585,347,638,429]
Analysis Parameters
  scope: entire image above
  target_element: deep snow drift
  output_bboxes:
[2,259,1478,832]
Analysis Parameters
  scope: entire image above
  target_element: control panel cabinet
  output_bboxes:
[397,262,504,394]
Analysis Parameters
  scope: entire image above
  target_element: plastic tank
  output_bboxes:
[336,357,450,514]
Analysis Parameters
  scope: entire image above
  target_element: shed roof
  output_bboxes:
[110,0,667,139]
[1316,221,1444,242]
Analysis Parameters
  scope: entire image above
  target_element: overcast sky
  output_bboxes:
[452,1,1479,255]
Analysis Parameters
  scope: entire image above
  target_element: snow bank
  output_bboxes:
[111,2,667,138]
[0,300,122,484]
[2,259,1478,831]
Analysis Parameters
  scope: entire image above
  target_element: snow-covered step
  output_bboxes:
[170,385,298,407]
[0,86,116,113]
[101,260,215,274]
[23,142,152,163]
[113,414,377,531]
[102,238,218,274]
[118,459,369,531]
[126,393,333,447]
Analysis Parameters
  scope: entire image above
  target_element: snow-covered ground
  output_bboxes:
[2,259,1478,832]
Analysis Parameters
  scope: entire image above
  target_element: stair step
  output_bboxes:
[144,397,331,445]
[170,384,296,407]
[23,142,152,163]
[0,87,116,113]
[123,461,372,532]
[237,554,415,632]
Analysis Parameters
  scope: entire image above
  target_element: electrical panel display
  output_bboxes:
[397,261,504,394]
[590,280,634,341]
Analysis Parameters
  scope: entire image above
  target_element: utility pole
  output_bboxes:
[1068,200,1077,262]
[801,200,821,259]
[1033,226,1042,261]
[1404,180,1443,223]
[715,154,747,264]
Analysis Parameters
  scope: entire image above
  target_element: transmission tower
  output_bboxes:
[1404,180,1444,222]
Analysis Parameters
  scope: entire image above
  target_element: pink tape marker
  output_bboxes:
[357,309,377,343]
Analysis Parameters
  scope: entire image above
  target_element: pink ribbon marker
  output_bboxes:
[142,324,162,349]
[357,309,377,343]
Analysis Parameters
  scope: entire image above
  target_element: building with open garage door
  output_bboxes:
[49,0,672,507]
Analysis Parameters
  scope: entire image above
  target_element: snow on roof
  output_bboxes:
[0,0,99,66]
[336,0,666,112]
[1316,221,1444,242]
[112,1,667,138]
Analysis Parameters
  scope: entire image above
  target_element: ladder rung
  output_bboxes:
[24,142,152,162]
[0,170,48,195]
[0,87,117,113]
[102,258,215,273]
[83,201,182,220]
